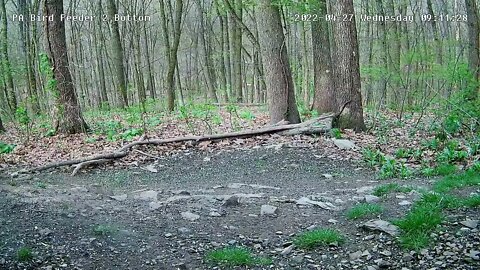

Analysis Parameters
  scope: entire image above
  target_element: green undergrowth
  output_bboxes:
[293,228,345,249]
[395,167,480,250]
[205,247,271,267]
[373,183,414,197]
[346,203,384,220]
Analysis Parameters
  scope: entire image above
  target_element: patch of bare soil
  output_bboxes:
[0,147,479,269]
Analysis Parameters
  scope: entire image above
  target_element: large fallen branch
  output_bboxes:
[26,114,334,175]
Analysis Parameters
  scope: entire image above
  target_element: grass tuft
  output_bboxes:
[293,228,344,249]
[205,247,271,267]
[346,203,384,220]
[373,183,413,197]
[16,247,33,262]
[433,170,480,193]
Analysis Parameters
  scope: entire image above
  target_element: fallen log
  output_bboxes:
[25,114,334,175]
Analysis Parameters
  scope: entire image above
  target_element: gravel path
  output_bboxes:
[0,147,479,269]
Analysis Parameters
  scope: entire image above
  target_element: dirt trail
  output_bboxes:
[0,147,478,269]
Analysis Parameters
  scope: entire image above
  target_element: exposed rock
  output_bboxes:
[135,190,158,201]
[365,195,380,203]
[349,251,362,260]
[356,186,375,194]
[149,201,162,211]
[362,220,400,236]
[281,245,294,256]
[260,205,278,216]
[173,190,190,196]
[398,200,411,206]
[178,227,191,234]
[110,194,127,201]
[209,211,222,217]
[181,211,200,221]
[39,228,52,236]
[322,173,333,179]
[460,219,478,229]
[295,197,337,210]
[333,139,356,150]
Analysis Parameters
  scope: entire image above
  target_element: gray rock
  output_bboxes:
[366,266,377,270]
[181,211,200,221]
[135,190,158,201]
[333,139,356,150]
[356,186,375,194]
[349,251,362,260]
[460,219,478,229]
[291,255,304,264]
[173,190,190,196]
[209,211,222,217]
[365,195,380,203]
[281,245,294,256]
[178,227,191,234]
[149,201,162,211]
[39,228,52,236]
[362,220,400,236]
[110,194,127,201]
[398,200,412,206]
[295,197,337,210]
[260,205,278,216]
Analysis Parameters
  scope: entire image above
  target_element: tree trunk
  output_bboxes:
[94,0,108,108]
[106,0,128,108]
[44,0,88,134]
[230,0,243,102]
[0,0,16,113]
[0,115,5,132]
[330,0,366,131]
[465,0,480,100]
[255,0,300,124]
[311,0,335,113]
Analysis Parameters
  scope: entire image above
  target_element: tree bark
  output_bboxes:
[106,0,128,108]
[0,115,5,132]
[311,0,335,113]
[465,0,480,100]
[255,0,300,124]
[44,0,88,134]
[0,0,16,112]
[230,0,243,102]
[330,0,366,131]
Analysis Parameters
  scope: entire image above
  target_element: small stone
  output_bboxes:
[365,195,380,203]
[356,186,375,194]
[367,266,377,270]
[292,255,304,264]
[209,211,222,217]
[460,220,478,229]
[307,225,317,230]
[349,251,362,260]
[260,205,278,216]
[228,240,237,245]
[281,245,294,256]
[135,190,158,201]
[181,211,200,221]
[398,200,411,206]
[165,233,173,238]
[39,228,52,236]
[379,250,392,256]
[364,235,375,240]
[110,194,127,201]
[374,258,391,268]
[322,173,333,179]
[396,195,406,199]
[178,227,191,234]
[328,219,338,224]
[173,190,190,196]
[275,231,283,235]
[333,139,356,150]
[362,220,400,236]
[467,250,479,260]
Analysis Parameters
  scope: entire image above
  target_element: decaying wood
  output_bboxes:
[26,114,334,175]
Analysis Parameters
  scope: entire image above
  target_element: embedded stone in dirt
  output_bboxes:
[356,186,375,194]
[362,220,400,236]
[181,211,200,221]
[134,190,158,201]
[110,194,127,201]
[333,139,356,150]
[460,219,478,229]
[365,195,380,203]
[295,196,337,210]
[260,205,278,216]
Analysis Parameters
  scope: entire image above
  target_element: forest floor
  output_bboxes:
[0,106,479,269]
[0,146,479,270]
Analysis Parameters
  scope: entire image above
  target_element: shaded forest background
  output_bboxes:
[0,0,479,135]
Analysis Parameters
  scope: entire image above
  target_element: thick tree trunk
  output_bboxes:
[44,0,88,134]
[465,0,480,100]
[94,0,108,107]
[0,0,16,112]
[230,0,243,102]
[330,0,366,132]
[106,0,128,108]
[311,0,335,113]
[255,0,300,124]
